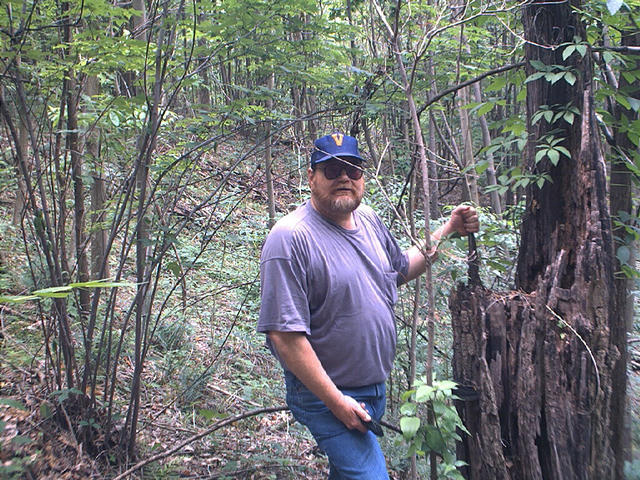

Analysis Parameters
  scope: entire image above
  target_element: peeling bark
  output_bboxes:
[450,0,616,478]
[451,252,616,479]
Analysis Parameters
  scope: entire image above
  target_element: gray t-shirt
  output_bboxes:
[258,201,409,387]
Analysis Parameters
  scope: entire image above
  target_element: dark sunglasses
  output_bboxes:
[317,161,364,180]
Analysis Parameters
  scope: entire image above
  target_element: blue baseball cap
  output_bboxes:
[310,133,365,166]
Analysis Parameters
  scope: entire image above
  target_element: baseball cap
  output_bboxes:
[310,133,365,166]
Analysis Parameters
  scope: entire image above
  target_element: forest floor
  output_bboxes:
[2,285,639,479]
[0,153,411,479]
[1,144,639,478]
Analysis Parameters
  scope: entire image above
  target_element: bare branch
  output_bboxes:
[417,61,526,117]
[112,406,289,480]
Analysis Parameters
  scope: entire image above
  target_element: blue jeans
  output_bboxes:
[285,371,390,480]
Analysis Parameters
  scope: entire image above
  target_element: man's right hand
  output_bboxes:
[329,394,371,433]
[268,330,371,434]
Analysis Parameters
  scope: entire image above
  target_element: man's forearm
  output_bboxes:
[402,221,454,283]
[268,330,370,431]
[401,207,477,284]
[268,331,343,410]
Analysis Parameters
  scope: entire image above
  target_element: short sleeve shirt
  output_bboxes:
[257,201,409,387]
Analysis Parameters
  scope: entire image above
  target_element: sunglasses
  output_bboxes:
[317,161,364,180]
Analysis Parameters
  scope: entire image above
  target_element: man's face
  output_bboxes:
[308,158,365,217]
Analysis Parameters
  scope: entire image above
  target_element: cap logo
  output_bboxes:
[331,133,344,146]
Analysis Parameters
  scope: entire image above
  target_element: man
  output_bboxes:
[258,133,479,479]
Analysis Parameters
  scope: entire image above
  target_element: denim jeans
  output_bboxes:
[285,371,390,480]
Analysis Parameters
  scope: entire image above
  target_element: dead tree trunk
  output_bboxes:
[450,1,617,478]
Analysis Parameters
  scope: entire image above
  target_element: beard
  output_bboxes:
[329,195,361,213]
[310,182,364,218]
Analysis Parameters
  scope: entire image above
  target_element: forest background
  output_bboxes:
[0,0,639,478]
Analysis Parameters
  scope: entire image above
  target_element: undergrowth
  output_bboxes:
[1,152,638,479]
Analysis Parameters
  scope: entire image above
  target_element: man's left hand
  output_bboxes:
[448,205,479,236]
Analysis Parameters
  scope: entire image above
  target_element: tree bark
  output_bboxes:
[65,38,91,327]
[608,26,639,480]
[265,73,276,229]
[471,80,502,214]
[426,58,441,219]
[8,64,29,226]
[457,86,480,204]
[450,1,616,478]
[86,74,109,281]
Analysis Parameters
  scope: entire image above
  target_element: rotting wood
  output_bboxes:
[450,0,617,477]
[451,260,615,479]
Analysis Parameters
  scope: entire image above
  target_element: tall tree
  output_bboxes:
[450,0,618,478]
[605,21,639,480]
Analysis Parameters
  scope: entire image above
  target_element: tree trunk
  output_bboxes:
[86,74,109,281]
[125,0,154,457]
[373,2,438,475]
[608,26,639,480]
[471,80,502,214]
[461,37,502,213]
[9,63,29,226]
[265,73,276,229]
[450,1,616,478]
[408,171,420,480]
[437,110,472,202]
[457,86,479,204]
[426,58,441,219]
[66,51,90,326]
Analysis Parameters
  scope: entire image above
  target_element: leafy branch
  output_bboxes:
[0,280,135,304]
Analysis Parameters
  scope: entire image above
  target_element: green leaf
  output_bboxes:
[476,102,494,117]
[109,111,120,127]
[532,110,545,124]
[40,402,53,420]
[0,295,39,303]
[475,161,490,175]
[616,94,631,110]
[166,262,182,278]
[68,279,134,288]
[628,97,640,113]
[547,72,564,84]
[556,146,571,158]
[563,112,575,125]
[11,435,33,446]
[400,390,415,402]
[32,285,74,298]
[617,245,631,265]
[400,402,417,416]
[562,45,575,61]
[621,70,637,84]
[529,60,546,71]
[576,45,587,58]
[436,380,457,391]
[525,72,544,84]
[606,0,624,14]
[400,416,421,438]
[544,110,554,123]
[548,149,560,166]
[424,424,446,452]
[51,388,83,404]
[199,409,227,421]
[415,384,435,402]
[0,398,28,410]
[485,76,507,92]
[564,72,576,86]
